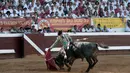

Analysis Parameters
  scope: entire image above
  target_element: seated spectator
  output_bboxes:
[54,11,60,18]
[102,25,109,32]
[10,26,18,33]
[117,11,123,17]
[48,12,55,18]
[81,24,90,32]
[0,12,3,18]
[31,25,37,33]
[46,27,52,32]
[71,25,80,32]
[5,11,11,18]
[122,10,127,18]
[11,10,18,18]
[125,20,130,32]
[24,25,31,33]
[110,11,115,17]
[42,27,48,33]
[89,25,96,32]
[0,27,4,33]
[98,7,104,17]
[17,27,25,33]
[58,6,64,17]
[95,24,103,32]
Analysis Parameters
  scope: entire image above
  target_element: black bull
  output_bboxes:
[54,42,108,73]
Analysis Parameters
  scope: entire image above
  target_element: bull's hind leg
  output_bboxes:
[65,63,71,72]
[91,55,98,69]
[85,57,93,73]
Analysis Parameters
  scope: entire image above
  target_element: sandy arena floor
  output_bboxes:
[0,55,130,73]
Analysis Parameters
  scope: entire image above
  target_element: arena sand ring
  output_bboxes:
[45,48,58,71]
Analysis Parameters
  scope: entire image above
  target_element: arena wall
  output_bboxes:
[24,33,130,56]
[0,34,23,59]
[1,33,130,59]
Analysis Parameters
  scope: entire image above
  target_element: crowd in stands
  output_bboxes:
[0,0,130,19]
[70,24,110,32]
[0,0,130,33]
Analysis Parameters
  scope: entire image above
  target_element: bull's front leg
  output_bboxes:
[64,59,72,72]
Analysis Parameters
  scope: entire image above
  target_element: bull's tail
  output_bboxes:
[97,43,109,49]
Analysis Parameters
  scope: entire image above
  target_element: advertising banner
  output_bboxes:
[38,18,91,31]
[0,18,31,29]
[93,18,126,32]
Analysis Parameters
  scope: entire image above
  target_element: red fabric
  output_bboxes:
[45,49,57,70]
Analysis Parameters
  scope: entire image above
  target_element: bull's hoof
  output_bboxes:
[67,67,71,72]
[60,67,65,70]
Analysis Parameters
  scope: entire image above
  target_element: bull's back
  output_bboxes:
[74,42,97,57]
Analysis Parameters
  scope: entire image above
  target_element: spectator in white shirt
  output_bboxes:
[28,6,34,14]
[45,0,52,3]
[122,10,128,17]
[23,1,30,9]
[10,10,18,18]
[22,8,30,17]
[89,25,96,32]
[50,5,57,14]
[124,0,129,7]
[102,25,109,32]
[5,11,11,18]
[71,25,80,32]
[71,13,78,18]
[125,20,130,32]
[117,11,123,17]
[74,0,80,8]
[58,7,64,17]
[33,2,41,10]
[82,25,89,32]
[54,11,60,18]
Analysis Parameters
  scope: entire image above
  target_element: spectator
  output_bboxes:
[31,25,37,33]
[49,12,55,18]
[11,10,18,18]
[81,24,90,32]
[18,27,25,33]
[46,27,52,32]
[102,25,109,32]
[95,24,103,32]
[54,11,60,18]
[98,7,104,17]
[0,12,3,18]
[114,5,121,17]
[125,20,130,32]
[58,6,64,17]
[89,25,96,32]
[71,25,80,32]
[0,27,4,33]
[10,26,18,33]
[117,11,123,17]
[5,11,11,18]
[39,10,46,18]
